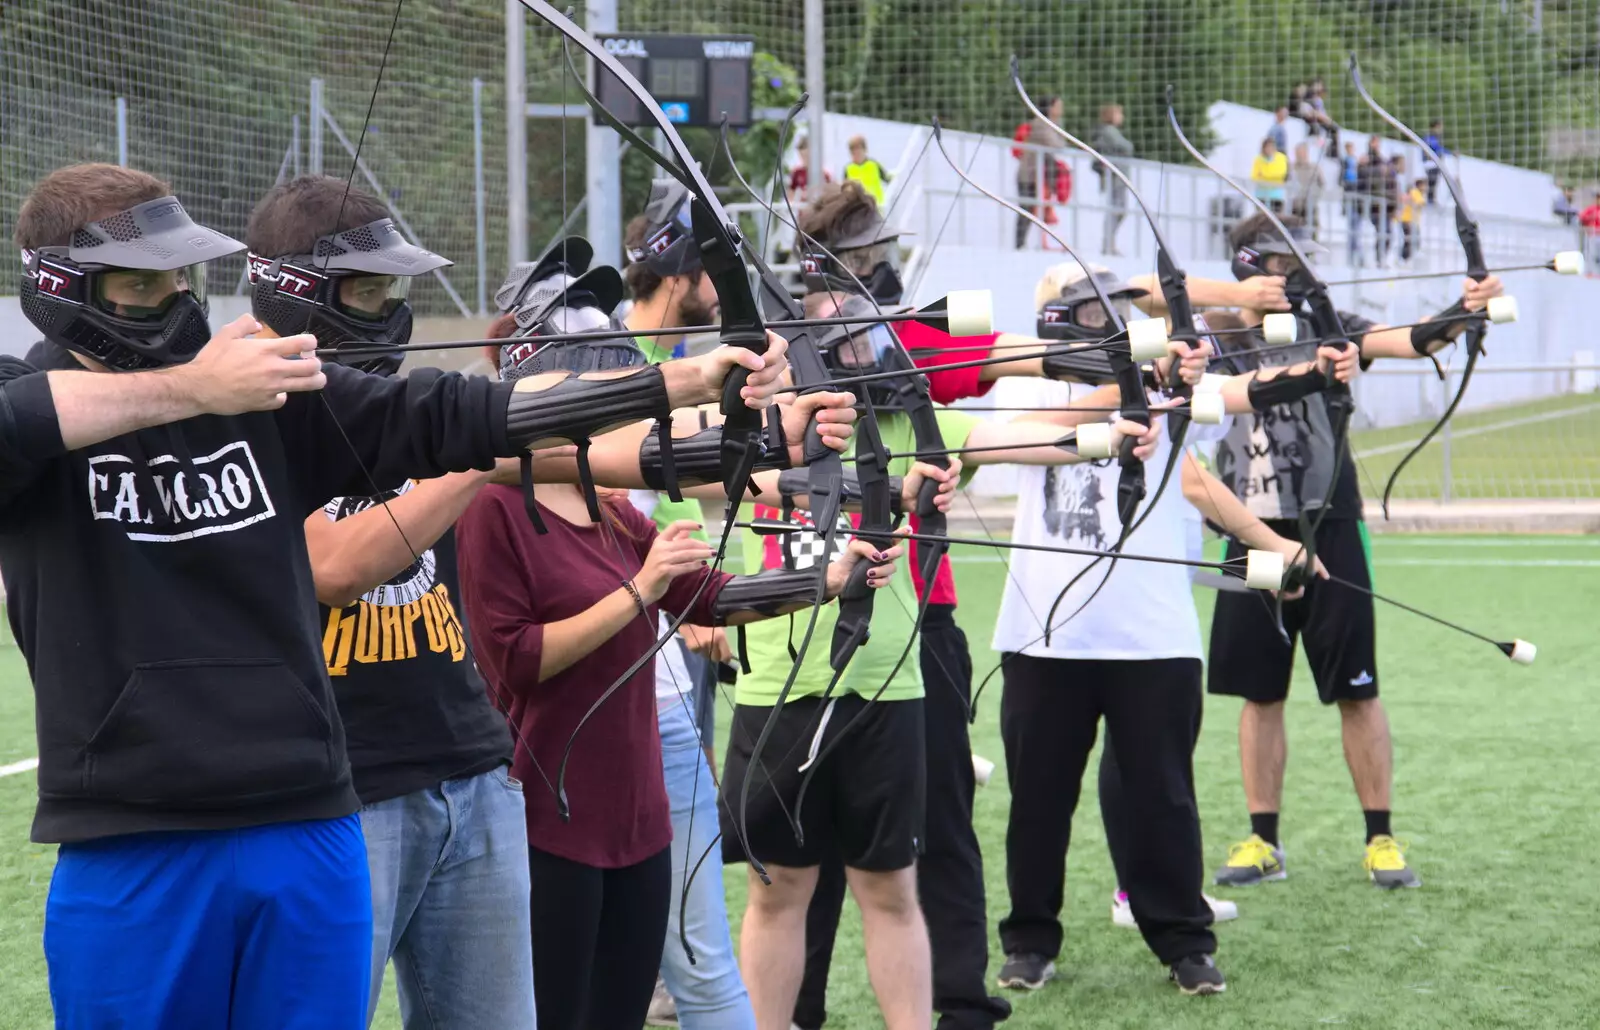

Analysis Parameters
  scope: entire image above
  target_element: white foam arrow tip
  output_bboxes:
[1244,549,1286,590]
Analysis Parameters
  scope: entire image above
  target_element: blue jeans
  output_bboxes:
[45,816,371,1029]
[362,767,536,1029]
[658,698,756,1030]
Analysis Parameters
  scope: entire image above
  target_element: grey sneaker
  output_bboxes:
[1169,953,1227,995]
[997,952,1056,990]
[1212,834,1287,886]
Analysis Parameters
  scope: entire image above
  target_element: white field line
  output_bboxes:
[1355,401,1600,458]
[0,757,38,778]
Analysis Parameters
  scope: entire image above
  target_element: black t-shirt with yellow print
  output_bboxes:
[320,482,511,805]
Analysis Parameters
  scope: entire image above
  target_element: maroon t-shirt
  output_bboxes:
[456,488,727,867]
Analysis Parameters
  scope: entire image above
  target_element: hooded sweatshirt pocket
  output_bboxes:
[83,658,336,807]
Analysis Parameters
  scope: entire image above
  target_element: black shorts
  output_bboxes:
[1207,518,1378,705]
[720,694,925,872]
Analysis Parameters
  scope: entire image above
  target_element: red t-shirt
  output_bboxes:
[898,320,1003,606]
[898,319,1001,405]
[1582,204,1600,234]
[456,489,727,868]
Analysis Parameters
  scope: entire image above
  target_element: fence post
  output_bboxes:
[804,0,825,198]
[505,0,528,268]
[309,78,325,174]
[585,0,621,267]
[292,114,302,177]
[1440,372,1454,502]
[115,97,128,166]
[473,78,489,316]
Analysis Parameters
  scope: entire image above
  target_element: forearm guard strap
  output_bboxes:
[1411,299,1469,356]
[710,568,823,625]
[640,422,792,493]
[506,365,671,452]
[776,468,906,517]
[1043,347,1117,384]
[1247,365,1327,409]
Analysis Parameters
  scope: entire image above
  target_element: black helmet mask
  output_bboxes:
[20,196,244,371]
[1036,269,1148,342]
[814,294,911,412]
[496,237,637,377]
[249,217,450,376]
[1230,225,1328,305]
[801,209,912,306]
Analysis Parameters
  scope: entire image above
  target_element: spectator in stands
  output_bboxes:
[1015,94,1068,249]
[787,136,830,205]
[1342,141,1362,263]
[1399,177,1425,263]
[1287,84,1309,123]
[1267,107,1290,155]
[1555,185,1578,226]
[1289,142,1324,234]
[1307,79,1332,140]
[1093,103,1135,255]
[1250,137,1288,213]
[1356,138,1389,265]
[844,134,892,208]
[1580,194,1600,265]
[1422,121,1448,205]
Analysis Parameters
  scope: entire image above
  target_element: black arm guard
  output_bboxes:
[1043,347,1117,384]
[777,468,906,517]
[505,365,671,451]
[1410,299,1470,356]
[710,568,824,625]
[639,422,792,493]
[1246,365,1328,409]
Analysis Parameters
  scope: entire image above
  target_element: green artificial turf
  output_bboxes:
[0,535,1595,1028]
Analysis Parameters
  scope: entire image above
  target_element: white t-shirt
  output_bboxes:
[991,379,1230,661]
[653,612,697,708]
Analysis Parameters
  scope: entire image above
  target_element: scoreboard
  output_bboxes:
[594,33,755,129]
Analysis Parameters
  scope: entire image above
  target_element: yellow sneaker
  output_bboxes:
[1363,835,1421,889]
[1212,834,1286,886]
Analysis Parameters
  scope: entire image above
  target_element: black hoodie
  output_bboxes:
[1,342,514,844]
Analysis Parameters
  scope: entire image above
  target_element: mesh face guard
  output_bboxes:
[20,196,244,370]
[812,294,912,411]
[626,180,700,278]
[249,217,450,376]
[1036,271,1148,340]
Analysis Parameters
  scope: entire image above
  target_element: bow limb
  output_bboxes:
[1013,60,1210,641]
[1347,55,1490,517]
[1168,86,1351,642]
[930,115,1152,643]
[719,136,947,806]
[303,0,585,803]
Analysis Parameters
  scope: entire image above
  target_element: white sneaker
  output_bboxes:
[1111,890,1239,928]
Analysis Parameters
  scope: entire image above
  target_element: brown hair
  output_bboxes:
[1227,211,1307,252]
[246,174,390,257]
[622,213,660,300]
[15,163,171,249]
[797,180,886,272]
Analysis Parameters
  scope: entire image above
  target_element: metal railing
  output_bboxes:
[902,131,1582,272]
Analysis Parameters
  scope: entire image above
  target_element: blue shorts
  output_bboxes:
[45,815,372,1029]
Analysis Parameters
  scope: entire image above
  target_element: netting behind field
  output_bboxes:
[5,2,1596,296]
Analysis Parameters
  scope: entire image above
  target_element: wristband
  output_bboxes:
[1042,347,1116,384]
[506,365,671,451]
[1410,299,1469,356]
[710,568,823,625]
[1246,365,1328,409]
